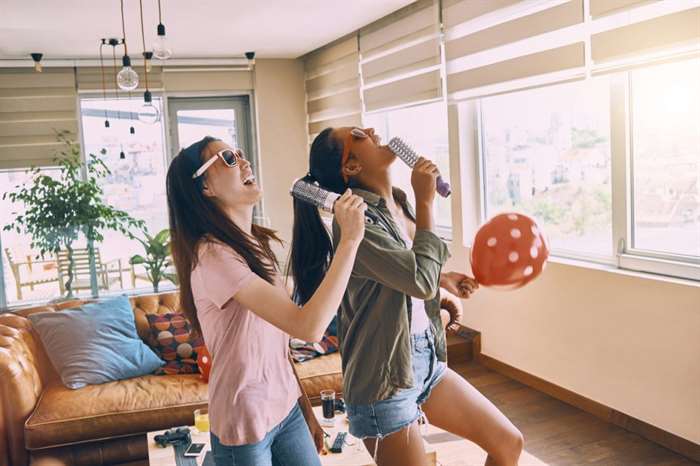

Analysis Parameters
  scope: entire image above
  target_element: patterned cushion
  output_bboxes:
[145,313,205,375]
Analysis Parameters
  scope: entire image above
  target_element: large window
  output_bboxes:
[472,57,700,279]
[630,58,700,259]
[79,95,173,295]
[1,169,63,306]
[480,78,613,258]
[364,101,452,234]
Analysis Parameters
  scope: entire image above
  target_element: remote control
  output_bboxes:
[330,432,347,453]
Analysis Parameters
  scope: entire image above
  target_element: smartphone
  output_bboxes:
[183,442,206,457]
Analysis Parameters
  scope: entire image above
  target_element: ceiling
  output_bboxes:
[0,0,413,61]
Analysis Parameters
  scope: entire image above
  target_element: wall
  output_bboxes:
[253,59,308,262]
[446,104,700,445]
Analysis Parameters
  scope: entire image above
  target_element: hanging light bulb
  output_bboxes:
[153,23,172,59]
[117,55,139,91]
[138,90,160,124]
[153,0,172,59]
[117,0,139,91]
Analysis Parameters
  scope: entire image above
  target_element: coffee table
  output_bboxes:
[147,412,547,465]
[314,406,436,466]
[147,427,211,466]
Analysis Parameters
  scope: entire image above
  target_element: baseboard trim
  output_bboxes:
[477,353,700,463]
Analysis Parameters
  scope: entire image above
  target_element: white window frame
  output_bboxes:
[465,65,700,282]
[612,71,700,281]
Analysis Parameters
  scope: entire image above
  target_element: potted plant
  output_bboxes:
[2,131,144,297]
[130,228,177,293]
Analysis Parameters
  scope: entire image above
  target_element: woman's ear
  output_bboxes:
[201,180,215,198]
[342,156,362,179]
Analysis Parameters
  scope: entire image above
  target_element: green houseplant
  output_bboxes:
[2,131,144,297]
[130,228,177,293]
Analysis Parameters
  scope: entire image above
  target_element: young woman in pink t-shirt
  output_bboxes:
[166,136,366,466]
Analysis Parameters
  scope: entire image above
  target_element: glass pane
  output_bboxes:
[80,96,174,296]
[631,58,700,258]
[176,109,238,150]
[1,168,65,305]
[363,101,452,230]
[480,78,612,257]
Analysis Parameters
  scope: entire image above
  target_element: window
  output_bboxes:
[479,78,613,259]
[630,58,700,260]
[471,57,700,279]
[363,101,452,234]
[79,95,173,295]
[1,168,62,306]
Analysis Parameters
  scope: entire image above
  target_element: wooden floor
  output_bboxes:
[440,360,699,466]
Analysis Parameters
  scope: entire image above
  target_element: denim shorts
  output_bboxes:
[346,329,447,439]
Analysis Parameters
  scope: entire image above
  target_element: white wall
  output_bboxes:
[253,59,308,262]
[446,103,700,444]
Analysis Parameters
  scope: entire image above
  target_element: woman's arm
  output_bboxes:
[234,190,366,342]
[234,240,359,341]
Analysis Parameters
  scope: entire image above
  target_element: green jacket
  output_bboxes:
[332,188,450,405]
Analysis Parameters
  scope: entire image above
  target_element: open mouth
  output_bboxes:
[243,175,256,186]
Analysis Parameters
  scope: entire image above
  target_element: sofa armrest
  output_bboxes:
[0,314,54,466]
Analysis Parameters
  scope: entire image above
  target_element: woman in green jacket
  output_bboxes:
[290,127,523,466]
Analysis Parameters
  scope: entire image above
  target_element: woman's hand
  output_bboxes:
[440,288,464,330]
[440,271,478,299]
[334,189,367,246]
[308,415,327,454]
[300,400,327,454]
[411,156,439,207]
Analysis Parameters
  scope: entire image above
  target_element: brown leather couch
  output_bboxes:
[0,292,343,466]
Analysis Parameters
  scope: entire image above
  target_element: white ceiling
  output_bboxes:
[0,0,413,60]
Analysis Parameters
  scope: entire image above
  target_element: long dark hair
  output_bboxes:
[167,136,281,335]
[287,128,348,305]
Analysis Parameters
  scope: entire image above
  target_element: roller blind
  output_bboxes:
[590,0,657,18]
[360,0,442,111]
[591,7,700,64]
[444,0,586,99]
[303,34,361,141]
[0,68,78,169]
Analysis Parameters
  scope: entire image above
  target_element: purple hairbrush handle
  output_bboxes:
[436,176,451,198]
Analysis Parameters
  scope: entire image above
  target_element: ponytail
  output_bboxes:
[288,128,347,304]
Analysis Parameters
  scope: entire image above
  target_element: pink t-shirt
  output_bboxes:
[191,240,301,446]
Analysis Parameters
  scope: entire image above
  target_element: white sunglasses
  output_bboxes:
[192,149,244,179]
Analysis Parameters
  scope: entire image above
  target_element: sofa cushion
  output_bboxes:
[28,296,164,389]
[294,352,342,403]
[145,313,205,375]
[25,374,208,450]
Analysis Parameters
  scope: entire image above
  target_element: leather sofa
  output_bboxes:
[0,292,343,466]
[0,292,453,466]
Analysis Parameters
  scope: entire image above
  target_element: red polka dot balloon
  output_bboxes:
[197,346,212,382]
[470,213,549,289]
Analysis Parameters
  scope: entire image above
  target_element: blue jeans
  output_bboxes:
[210,403,321,466]
[346,328,447,439]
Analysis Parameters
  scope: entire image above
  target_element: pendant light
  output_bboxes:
[116,0,139,91]
[138,0,160,124]
[153,0,172,59]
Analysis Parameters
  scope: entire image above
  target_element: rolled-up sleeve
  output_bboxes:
[337,220,450,300]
